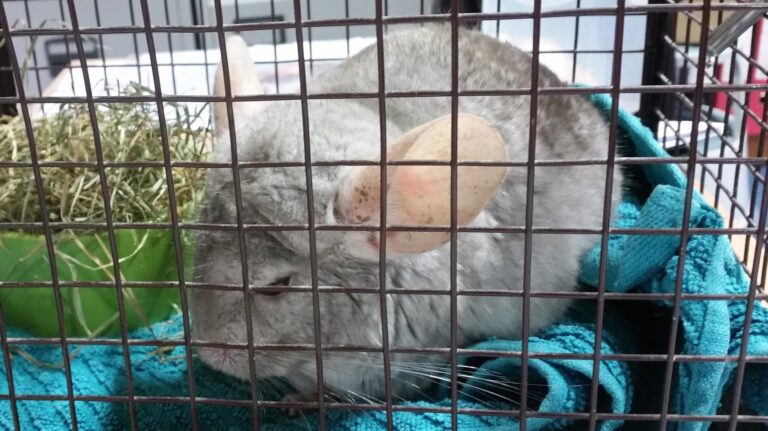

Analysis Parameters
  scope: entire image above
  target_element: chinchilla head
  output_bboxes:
[190,34,509,390]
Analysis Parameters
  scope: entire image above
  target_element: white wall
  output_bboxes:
[481,0,650,113]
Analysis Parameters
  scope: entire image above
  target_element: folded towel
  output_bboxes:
[582,185,768,430]
[1,92,766,431]
[581,92,768,430]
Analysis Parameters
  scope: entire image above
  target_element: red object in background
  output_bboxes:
[746,16,766,138]
[712,17,766,137]
[746,79,767,137]
[714,62,727,111]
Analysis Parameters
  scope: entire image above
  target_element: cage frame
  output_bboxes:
[0,0,766,430]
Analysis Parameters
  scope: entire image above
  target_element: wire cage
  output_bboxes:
[0,0,767,430]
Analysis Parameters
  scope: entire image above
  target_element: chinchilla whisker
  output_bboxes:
[320,352,572,401]
[321,362,423,404]
[278,353,439,404]
[336,386,384,405]
[381,362,546,401]
[260,355,390,404]
[394,368,521,408]
[258,354,541,409]
[259,359,534,412]
[311,353,524,406]
[321,351,551,388]
[397,367,528,396]
[417,371,548,403]
[324,358,506,409]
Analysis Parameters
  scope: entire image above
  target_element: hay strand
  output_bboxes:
[0,83,211,226]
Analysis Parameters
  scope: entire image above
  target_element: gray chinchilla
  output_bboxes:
[190,24,623,404]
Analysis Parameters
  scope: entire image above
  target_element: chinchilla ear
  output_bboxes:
[335,114,508,259]
[213,34,265,134]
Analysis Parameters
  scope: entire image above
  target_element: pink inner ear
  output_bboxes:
[397,167,437,197]
[338,113,508,257]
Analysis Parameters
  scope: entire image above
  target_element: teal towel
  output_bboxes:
[581,92,768,429]
[0,313,631,431]
[1,92,766,430]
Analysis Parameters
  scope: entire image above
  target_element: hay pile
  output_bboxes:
[0,84,212,226]
[0,84,212,342]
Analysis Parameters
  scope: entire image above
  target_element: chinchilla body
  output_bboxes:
[191,24,622,401]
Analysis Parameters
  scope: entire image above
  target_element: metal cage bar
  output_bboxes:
[373,0,394,428]
[658,0,714,428]
[135,1,203,428]
[209,0,262,427]
[61,0,140,427]
[587,1,626,429]
[4,4,768,39]
[0,2,79,429]
[290,0,327,427]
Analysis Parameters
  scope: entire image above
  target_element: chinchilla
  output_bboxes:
[190,24,623,404]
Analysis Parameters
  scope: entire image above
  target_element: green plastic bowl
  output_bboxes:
[0,229,192,337]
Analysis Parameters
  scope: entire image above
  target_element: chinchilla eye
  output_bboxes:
[262,276,291,296]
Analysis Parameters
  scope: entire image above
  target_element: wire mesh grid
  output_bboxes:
[0,0,767,430]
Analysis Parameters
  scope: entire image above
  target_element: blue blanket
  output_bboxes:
[1,93,767,430]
